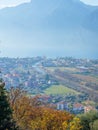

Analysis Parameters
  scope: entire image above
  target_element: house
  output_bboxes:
[57,101,69,111]
[84,105,96,113]
[73,103,84,114]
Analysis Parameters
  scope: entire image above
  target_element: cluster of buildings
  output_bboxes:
[0,57,58,92]
[0,57,98,114]
[57,101,97,114]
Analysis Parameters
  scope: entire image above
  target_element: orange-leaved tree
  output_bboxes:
[9,87,82,130]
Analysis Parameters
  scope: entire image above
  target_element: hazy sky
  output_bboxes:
[0,0,98,9]
[0,0,98,58]
[0,0,30,8]
[80,0,98,5]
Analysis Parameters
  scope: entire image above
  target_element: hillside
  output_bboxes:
[0,0,98,58]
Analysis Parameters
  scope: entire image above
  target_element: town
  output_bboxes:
[0,57,98,114]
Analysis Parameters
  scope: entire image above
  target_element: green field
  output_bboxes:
[44,85,79,95]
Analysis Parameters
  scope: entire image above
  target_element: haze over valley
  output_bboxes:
[0,0,98,59]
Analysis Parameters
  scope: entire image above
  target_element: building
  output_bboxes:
[57,101,69,111]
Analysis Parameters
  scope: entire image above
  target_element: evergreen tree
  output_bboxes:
[0,80,18,130]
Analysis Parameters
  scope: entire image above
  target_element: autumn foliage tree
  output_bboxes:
[9,87,82,130]
[30,107,73,130]
[70,117,82,130]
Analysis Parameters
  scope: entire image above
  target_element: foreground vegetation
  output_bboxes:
[0,81,82,130]
[0,80,18,130]
[1,80,98,130]
[9,86,82,130]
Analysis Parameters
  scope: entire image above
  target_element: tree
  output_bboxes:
[92,120,98,130]
[30,107,73,130]
[9,87,33,129]
[79,111,98,130]
[9,87,82,130]
[0,80,18,130]
[70,117,82,130]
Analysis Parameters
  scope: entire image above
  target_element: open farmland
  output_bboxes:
[44,85,79,95]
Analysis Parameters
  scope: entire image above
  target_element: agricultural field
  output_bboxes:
[44,85,79,95]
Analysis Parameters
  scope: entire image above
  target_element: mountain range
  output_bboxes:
[0,0,98,58]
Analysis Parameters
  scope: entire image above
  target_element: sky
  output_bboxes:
[80,0,98,5]
[0,0,30,9]
[0,0,98,9]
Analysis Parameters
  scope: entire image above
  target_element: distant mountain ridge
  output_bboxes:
[0,0,98,58]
